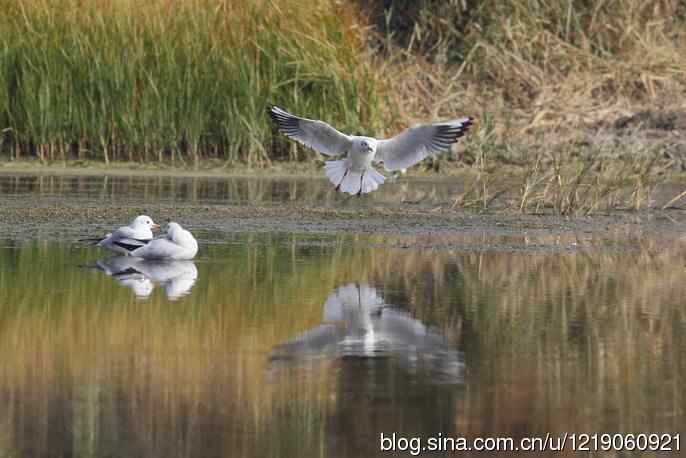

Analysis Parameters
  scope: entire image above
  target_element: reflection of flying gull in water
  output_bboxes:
[88,256,198,300]
[270,283,463,383]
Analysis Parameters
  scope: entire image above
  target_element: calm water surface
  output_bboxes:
[0,173,460,207]
[0,174,684,457]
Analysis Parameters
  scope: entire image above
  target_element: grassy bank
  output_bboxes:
[0,0,684,170]
[0,0,391,164]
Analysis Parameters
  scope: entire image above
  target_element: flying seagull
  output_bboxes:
[268,106,474,195]
[81,215,160,255]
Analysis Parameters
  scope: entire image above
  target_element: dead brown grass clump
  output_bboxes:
[364,0,686,136]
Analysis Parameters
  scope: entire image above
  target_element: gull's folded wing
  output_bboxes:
[112,238,150,252]
[110,226,137,240]
[268,106,351,157]
[376,117,473,171]
[129,237,180,259]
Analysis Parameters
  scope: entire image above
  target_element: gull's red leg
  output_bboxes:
[335,169,349,192]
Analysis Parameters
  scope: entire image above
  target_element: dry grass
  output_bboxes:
[370,0,686,129]
[451,148,662,215]
[363,1,686,205]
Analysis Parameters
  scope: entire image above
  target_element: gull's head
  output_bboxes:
[132,215,160,231]
[356,137,377,154]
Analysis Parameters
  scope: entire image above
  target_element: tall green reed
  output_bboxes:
[0,0,392,164]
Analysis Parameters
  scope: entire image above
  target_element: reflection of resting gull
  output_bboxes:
[91,256,198,300]
[270,283,463,382]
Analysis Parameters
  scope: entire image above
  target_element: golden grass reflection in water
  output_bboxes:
[0,232,683,457]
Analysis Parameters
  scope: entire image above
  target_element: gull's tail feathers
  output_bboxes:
[79,237,105,245]
[325,160,347,188]
[324,161,385,195]
[361,168,385,194]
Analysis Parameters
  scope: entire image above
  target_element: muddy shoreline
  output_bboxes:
[2,196,685,246]
[1,169,685,251]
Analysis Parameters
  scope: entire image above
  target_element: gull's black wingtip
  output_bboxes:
[112,241,142,252]
[461,116,475,132]
[267,105,282,123]
[267,105,286,114]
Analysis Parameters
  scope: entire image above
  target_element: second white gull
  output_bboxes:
[113,222,198,260]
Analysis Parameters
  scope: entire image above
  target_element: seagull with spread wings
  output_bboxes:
[268,106,474,195]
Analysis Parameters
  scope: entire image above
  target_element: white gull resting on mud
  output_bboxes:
[82,215,159,256]
[268,105,474,195]
[110,222,198,260]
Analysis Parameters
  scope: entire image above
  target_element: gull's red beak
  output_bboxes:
[152,223,161,231]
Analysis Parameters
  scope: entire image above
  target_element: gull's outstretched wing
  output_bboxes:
[271,324,346,361]
[376,117,473,171]
[268,106,351,157]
